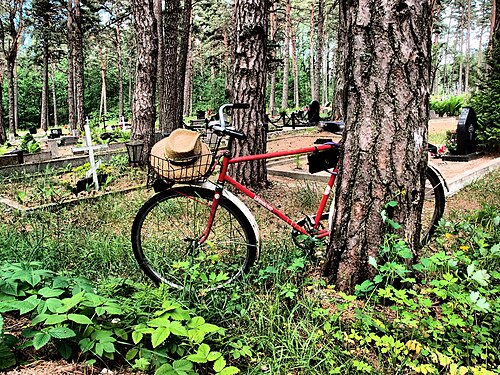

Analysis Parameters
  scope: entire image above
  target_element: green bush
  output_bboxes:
[20,133,41,154]
[429,95,466,117]
[469,36,500,151]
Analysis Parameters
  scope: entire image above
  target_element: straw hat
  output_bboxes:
[150,129,211,181]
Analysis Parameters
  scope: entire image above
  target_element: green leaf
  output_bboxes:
[187,316,205,328]
[470,269,490,286]
[151,327,171,348]
[45,314,67,325]
[186,343,211,363]
[132,330,143,344]
[79,338,93,352]
[49,327,76,339]
[126,347,139,361]
[154,363,173,375]
[218,367,240,375]
[33,331,51,350]
[214,357,226,372]
[68,314,93,325]
[38,287,65,298]
[173,360,193,371]
[169,320,188,337]
[45,298,63,313]
[368,256,377,268]
[56,341,73,360]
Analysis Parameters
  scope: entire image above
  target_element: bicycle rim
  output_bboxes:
[420,169,446,245]
[132,186,257,291]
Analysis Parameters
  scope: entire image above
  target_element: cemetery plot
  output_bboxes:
[0,155,146,210]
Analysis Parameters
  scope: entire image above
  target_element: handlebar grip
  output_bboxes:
[232,103,250,109]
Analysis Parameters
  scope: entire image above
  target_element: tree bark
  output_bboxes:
[291,24,299,108]
[99,45,107,122]
[324,1,433,293]
[132,0,158,155]
[154,0,166,132]
[183,20,194,118]
[458,7,465,94]
[268,1,278,114]
[163,0,180,133]
[313,0,325,102]
[50,62,58,129]
[281,0,291,109]
[231,0,268,189]
[464,0,471,93]
[309,3,315,101]
[177,0,192,126]
[74,0,85,130]
[0,62,6,144]
[41,37,50,131]
[115,0,124,119]
[67,0,76,131]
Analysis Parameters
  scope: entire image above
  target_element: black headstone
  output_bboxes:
[456,106,477,155]
[308,100,320,124]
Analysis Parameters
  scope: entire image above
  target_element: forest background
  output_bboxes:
[0,0,494,139]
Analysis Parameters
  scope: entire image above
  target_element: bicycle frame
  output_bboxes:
[198,142,340,243]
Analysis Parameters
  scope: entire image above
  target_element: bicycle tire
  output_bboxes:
[324,167,444,245]
[131,185,259,290]
[420,167,446,245]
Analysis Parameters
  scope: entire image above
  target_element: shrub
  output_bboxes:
[429,95,466,117]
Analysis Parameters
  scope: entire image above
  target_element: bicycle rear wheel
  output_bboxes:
[131,185,258,290]
[420,167,446,244]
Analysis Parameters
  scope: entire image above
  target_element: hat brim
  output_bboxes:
[150,138,212,181]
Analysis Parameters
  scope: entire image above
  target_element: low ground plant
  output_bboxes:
[0,170,499,373]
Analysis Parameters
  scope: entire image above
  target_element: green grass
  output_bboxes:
[0,169,499,374]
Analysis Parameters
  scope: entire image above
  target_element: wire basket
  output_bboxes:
[148,131,225,185]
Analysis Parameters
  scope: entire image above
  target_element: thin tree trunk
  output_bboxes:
[154,0,166,131]
[231,0,268,189]
[313,0,324,101]
[7,58,17,137]
[99,46,107,122]
[458,8,465,94]
[115,0,124,119]
[0,62,6,144]
[223,28,231,95]
[281,0,291,109]
[177,0,193,126]
[13,60,19,133]
[74,0,85,130]
[50,62,58,128]
[309,3,315,101]
[67,0,76,131]
[183,10,194,117]
[132,0,158,155]
[443,16,452,95]
[41,39,50,131]
[464,0,471,93]
[268,1,278,114]
[164,0,180,132]
[291,24,299,108]
[324,1,433,292]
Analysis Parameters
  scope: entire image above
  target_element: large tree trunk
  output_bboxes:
[489,0,499,51]
[132,0,158,155]
[281,0,291,109]
[163,0,180,133]
[324,1,433,293]
[41,38,50,131]
[154,0,166,132]
[231,0,268,189]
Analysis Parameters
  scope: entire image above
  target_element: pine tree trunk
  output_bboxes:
[324,1,433,293]
[177,0,193,126]
[464,0,471,93]
[268,1,278,114]
[7,57,16,137]
[231,0,268,189]
[74,0,85,130]
[281,0,291,109]
[164,0,180,133]
[183,21,194,117]
[291,25,300,108]
[50,63,58,128]
[99,46,107,122]
[67,0,76,131]
[313,0,324,101]
[115,1,124,119]
[132,0,158,155]
[309,3,315,100]
[0,63,6,144]
[41,39,50,131]
[154,0,166,132]
[458,8,465,94]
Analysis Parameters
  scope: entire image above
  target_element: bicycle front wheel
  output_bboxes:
[131,185,258,290]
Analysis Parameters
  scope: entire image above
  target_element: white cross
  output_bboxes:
[72,118,108,191]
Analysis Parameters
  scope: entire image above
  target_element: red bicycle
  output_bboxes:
[131,104,446,290]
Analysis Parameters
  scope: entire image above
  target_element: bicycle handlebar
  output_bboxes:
[210,103,248,140]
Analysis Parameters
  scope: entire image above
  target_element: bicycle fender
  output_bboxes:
[428,164,449,193]
[191,182,262,261]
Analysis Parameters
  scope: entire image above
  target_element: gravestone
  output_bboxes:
[308,100,320,124]
[442,106,482,162]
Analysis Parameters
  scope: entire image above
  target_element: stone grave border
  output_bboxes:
[0,148,146,212]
